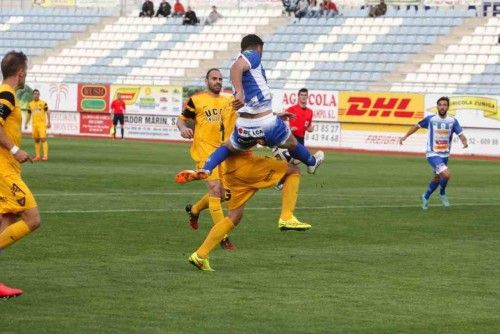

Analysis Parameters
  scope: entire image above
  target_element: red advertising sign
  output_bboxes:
[77,83,110,113]
[80,113,112,135]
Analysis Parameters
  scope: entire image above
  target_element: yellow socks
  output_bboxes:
[35,142,41,158]
[192,193,209,215]
[0,220,31,250]
[208,196,224,226]
[42,141,48,158]
[280,174,300,220]
[196,217,235,258]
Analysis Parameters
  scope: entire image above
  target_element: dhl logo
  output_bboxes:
[339,92,424,125]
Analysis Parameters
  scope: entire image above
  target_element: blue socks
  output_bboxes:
[288,144,316,166]
[425,176,448,199]
[203,146,230,172]
[424,179,439,200]
[439,175,448,195]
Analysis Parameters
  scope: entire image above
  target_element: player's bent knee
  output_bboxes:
[286,164,300,175]
[227,209,244,225]
[22,208,41,231]
[207,182,223,198]
[281,135,297,150]
[440,171,450,180]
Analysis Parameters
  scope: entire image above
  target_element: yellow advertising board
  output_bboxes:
[339,91,425,125]
[37,0,76,7]
[111,85,183,116]
[427,95,499,121]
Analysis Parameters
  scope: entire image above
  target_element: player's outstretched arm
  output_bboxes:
[46,110,51,129]
[459,133,468,148]
[399,125,420,145]
[230,57,249,110]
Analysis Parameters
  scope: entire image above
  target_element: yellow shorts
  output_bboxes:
[223,154,287,210]
[0,173,38,214]
[32,125,47,139]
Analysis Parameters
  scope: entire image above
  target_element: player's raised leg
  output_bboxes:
[280,132,324,175]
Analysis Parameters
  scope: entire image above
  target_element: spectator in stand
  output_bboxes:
[156,0,171,17]
[183,6,199,25]
[295,0,309,19]
[172,0,186,17]
[282,0,299,16]
[369,0,387,18]
[307,0,320,17]
[323,0,339,17]
[139,0,154,17]
[205,6,223,25]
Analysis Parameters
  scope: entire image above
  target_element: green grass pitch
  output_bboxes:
[1,137,499,333]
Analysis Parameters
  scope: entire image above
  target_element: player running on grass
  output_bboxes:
[400,96,468,210]
[0,51,42,298]
[176,34,324,184]
[177,68,236,250]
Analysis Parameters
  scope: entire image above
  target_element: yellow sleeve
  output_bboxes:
[181,97,196,120]
[0,90,16,126]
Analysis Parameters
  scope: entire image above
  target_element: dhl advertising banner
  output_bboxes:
[272,89,339,121]
[425,94,500,129]
[77,83,111,113]
[339,91,425,125]
[110,85,183,116]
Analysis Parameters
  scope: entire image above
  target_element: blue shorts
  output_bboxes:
[427,156,449,174]
[230,114,291,151]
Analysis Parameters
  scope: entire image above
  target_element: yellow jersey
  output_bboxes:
[0,83,22,176]
[180,91,236,162]
[28,99,49,127]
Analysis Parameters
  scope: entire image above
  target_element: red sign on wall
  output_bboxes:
[80,113,111,135]
[77,83,110,113]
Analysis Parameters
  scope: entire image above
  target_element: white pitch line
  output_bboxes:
[40,202,500,214]
[33,192,500,201]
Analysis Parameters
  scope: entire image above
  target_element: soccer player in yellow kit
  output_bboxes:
[186,151,308,271]
[177,68,237,250]
[0,51,42,298]
[25,89,50,161]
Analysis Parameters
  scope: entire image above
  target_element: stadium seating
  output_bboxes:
[255,7,477,91]
[2,5,498,94]
[0,8,112,60]
[28,7,282,84]
[392,16,500,95]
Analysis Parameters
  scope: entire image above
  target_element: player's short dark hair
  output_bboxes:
[1,51,28,78]
[205,68,221,79]
[298,88,308,95]
[241,34,264,51]
[33,89,40,93]
[437,96,450,106]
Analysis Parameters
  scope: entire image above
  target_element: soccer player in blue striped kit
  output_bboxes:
[400,96,468,210]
